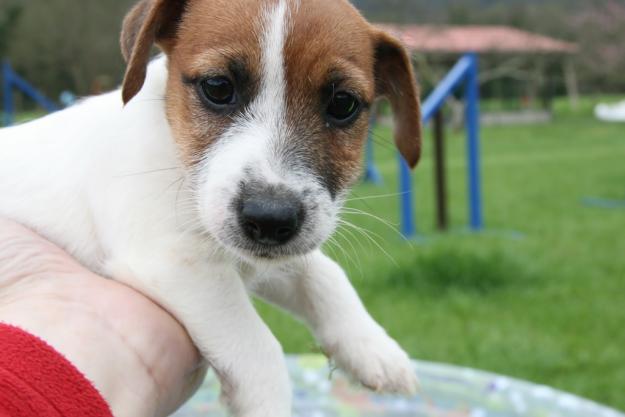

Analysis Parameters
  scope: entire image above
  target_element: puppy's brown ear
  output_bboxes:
[120,0,187,104]
[372,31,422,169]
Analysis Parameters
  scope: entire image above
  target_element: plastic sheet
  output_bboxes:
[172,355,623,417]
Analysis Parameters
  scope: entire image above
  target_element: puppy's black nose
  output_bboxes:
[239,196,303,246]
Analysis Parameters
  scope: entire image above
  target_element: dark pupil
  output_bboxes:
[202,78,234,105]
[328,93,358,120]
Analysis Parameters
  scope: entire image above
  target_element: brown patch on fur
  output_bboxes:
[121,0,266,165]
[121,0,151,63]
[283,0,375,194]
[164,0,264,165]
[120,0,187,104]
[282,0,421,194]
[372,31,422,168]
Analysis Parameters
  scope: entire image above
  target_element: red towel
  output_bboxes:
[0,324,113,417]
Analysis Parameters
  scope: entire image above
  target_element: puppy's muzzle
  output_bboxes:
[238,189,304,246]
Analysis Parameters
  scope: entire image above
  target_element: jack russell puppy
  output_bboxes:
[0,0,422,415]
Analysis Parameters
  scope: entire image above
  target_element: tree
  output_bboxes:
[568,0,625,92]
[0,2,23,58]
[7,0,135,98]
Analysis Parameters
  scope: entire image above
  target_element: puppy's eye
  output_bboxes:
[199,77,236,108]
[326,92,361,126]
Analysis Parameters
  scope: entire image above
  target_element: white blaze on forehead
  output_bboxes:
[255,0,288,128]
[199,0,290,174]
[220,0,290,182]
[197,0,292,214]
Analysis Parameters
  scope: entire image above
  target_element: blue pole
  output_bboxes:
[398,53,484,238]
[398,55,472,239]
[10,70,58,113]
[399,154,416,238]
[421,55,472,124]
[465,53,484,231]
[2,61,14,127]
[364,109,383,185]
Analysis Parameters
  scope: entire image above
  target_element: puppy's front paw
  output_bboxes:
[324,327,418,395]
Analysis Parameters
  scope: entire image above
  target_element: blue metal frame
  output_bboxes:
[464,54,483,231]
[2,60,58,127]
[399,155,417,237]
[399,53,483,237]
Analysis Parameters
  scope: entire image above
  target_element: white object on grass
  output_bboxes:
[595,100,625,122]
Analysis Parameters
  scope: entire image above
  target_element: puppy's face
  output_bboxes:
[121,0,421,261]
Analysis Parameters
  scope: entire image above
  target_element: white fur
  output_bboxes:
[0,3,417,416]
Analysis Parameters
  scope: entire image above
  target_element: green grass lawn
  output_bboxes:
[258,97,625,410]
[0,110,47,127]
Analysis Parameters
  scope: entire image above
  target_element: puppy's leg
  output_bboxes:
[107,248,291,417]
[252,250,418,395]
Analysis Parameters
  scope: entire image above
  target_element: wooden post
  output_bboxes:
[433,110,448,231]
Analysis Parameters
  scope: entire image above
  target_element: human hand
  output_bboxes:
[0,219,206,417]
